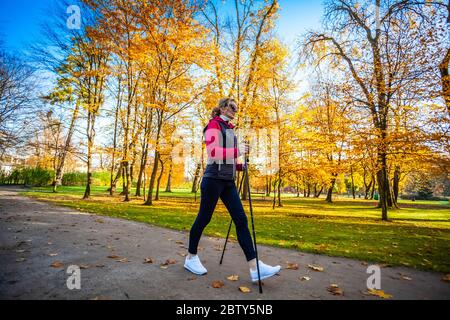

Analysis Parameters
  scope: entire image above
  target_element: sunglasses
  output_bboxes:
[228,104,238,112]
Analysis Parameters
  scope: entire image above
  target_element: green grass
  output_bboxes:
[20,186,450,273]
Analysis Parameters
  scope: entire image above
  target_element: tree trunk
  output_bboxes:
[155,157,164,201]
[53,100,80,192]
[110,163,122,195]
[145,150,159,206]
[144,108,163,206]
[266,176,271,196]
[122,96,131,201]
[350,165,356,199]
[314,186,324,198]
[386,174,394,208]
[370,175,376,200]
[365,180,373,200]
[123,161,130,201]
[191,163,201,193]
[303,182,307,197]
[165,158,173,192]
[130,160,135,193]
[272,179,277,209]
[143,164,146,202]
[135,141,148,197]
[326,175,337,203]
[136,108,153,196]
[121,166,126,195]
[109,89,120,196]
[376,149,389,221]
[392,165,400,207]
[277,175,282,207]
[83,112,95,200]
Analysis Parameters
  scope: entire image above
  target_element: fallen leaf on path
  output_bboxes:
[308,264,324,272]
[117,258,129,263]
[286,263,299,270]
[164,259,177,265]
[239,286,251,293]
[442,274,450,282]
[16,258,26,262]
[178,252,187,257]
[95,219,104,223]
[107,255,121,259]
[300,276,311,281]
[15,249,25,253]
[80,265,90,269]
[48,253,58,257]
[143,258,154,264]
[327,284,343,296]
[50,261,64,268]
[366,289,393,299]
[227,275,239,281]
[95,264,105,268]
[160,265,168,269]
[187,276,197,281]
[212,280,225,288]
[401,276,412,281]
[175,241,184,245]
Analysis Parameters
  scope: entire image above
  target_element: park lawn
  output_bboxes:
[21,186,450,273]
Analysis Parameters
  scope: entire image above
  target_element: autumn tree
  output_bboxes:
[0,47,35,156]
[303,0,440,220]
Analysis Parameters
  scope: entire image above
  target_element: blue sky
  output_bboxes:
[276,0,324,46]
[0,0,324,53]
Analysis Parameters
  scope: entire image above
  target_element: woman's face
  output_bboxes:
[221,102,238,120]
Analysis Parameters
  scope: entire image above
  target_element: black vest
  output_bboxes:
[202,121,237,181]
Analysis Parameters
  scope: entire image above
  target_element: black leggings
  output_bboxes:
[188,177,256,261]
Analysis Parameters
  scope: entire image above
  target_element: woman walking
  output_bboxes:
[184,98,281,282]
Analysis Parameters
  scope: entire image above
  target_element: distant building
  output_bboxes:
[0,155,26,174]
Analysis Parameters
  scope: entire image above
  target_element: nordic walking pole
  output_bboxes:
[219,172,245,265]
[220,131,244,265]
[244,150,263,294]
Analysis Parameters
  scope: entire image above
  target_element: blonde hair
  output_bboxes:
[211,97,237,119]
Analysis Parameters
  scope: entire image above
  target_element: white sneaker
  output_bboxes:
[250,260,281,282]
[184,255,207,275]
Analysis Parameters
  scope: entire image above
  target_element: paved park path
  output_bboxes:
[0,186,449,300]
